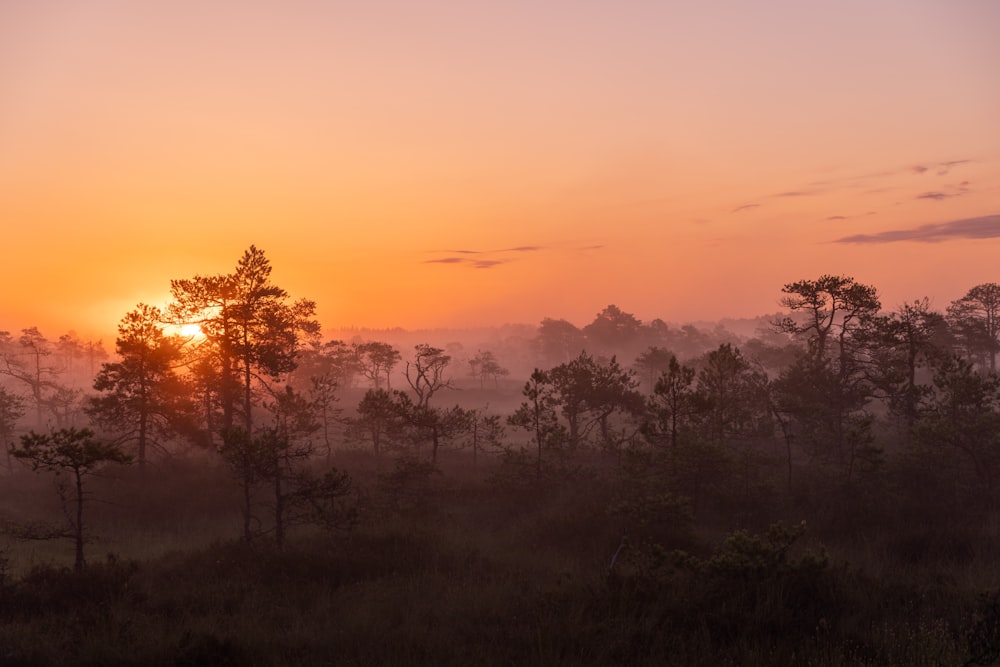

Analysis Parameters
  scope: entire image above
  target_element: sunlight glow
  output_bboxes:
[179,323,204,339]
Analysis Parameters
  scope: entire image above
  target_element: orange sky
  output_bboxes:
[2,1,999,343]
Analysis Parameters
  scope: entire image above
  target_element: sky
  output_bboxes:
[2,0,999,342]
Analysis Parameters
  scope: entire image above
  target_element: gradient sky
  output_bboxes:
[2,0,999,341]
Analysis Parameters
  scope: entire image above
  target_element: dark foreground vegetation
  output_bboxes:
[1,454,999,666]
[4,247,1000,664]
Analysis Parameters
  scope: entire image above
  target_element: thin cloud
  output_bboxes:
[826,215,847,221]
[834,214,1000,244]
[916,181,971,201]
[423,241,607,270]
[425,243,547,270]
[732,203,760,213]
[937,159,972,175]
[472,260,507,269]
[741,159,976,213]
[911,159,972,176]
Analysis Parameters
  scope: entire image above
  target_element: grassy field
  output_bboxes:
[0,451,997,666]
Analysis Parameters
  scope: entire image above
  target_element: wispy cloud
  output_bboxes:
[937,159,972,175]
[425,243,558,270]
[834,214,1000,244]
[911,159,972,176]
[736,158,978,216]
[915,181,971,201]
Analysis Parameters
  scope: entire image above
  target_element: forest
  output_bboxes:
[2,245,1000,665]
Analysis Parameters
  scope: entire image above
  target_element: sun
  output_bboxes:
[179,323,204,339]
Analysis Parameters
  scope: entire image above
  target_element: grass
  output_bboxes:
[0,452,996,665]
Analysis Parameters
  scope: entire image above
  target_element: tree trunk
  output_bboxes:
[274,461,285,551]
[138,409,148,474]
[74,468,85,573]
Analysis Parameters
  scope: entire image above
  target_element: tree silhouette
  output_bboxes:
[0,386,26,472]
[1,328,63,428]
[352,388,402,458]
[583,304,643,355]
[508,369,565,478]
[773,276,881,480]
[867,298,949,432]
[947,283,1000,373]
[648,354,699,456]
[355,341,402,390]
[405,344,452,408]
[169,246,319,541]
[11,427,131,572]
[916,355,1000,502]
[535,318,585,366]
[775,275,880,365]
[468,350,510,388]
[88,304,193,471]
[548,352,642,451]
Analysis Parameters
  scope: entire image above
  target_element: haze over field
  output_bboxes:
[2,1,999,340]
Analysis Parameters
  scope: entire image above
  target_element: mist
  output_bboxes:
[2,249,1000,663]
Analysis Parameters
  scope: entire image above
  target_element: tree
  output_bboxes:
[457,407,505,465]
[634,346,676,392]
[868,298,950,431]
[585,355,645,456]
[11,428,131,572]
[771,355,878,482]
[354,341,402,390]
[468,350,510,388]
[87,304,193,471]
[508,369,565,478]
[259,385,321,549]
[548,352,643,452]
[535,318,585,366]
[405,344,452,408]
[308,374,340,465]
[695,344,773,502]
[294,339,359,390]
[291,340,348,462]
[647,354,699,455]
[773,276,882,481]
[775,275,880,365]
[169,246,319,541]
[583,305,643,354]
[391,393,468,465]
[915,355,1000,502]
[1,327,62,428]
[352,388,403,458]
[695,344,771,448]
[169,245,319,439]
[548,353,596,450]
[947,283,1000,373]
[0,387,26,472]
